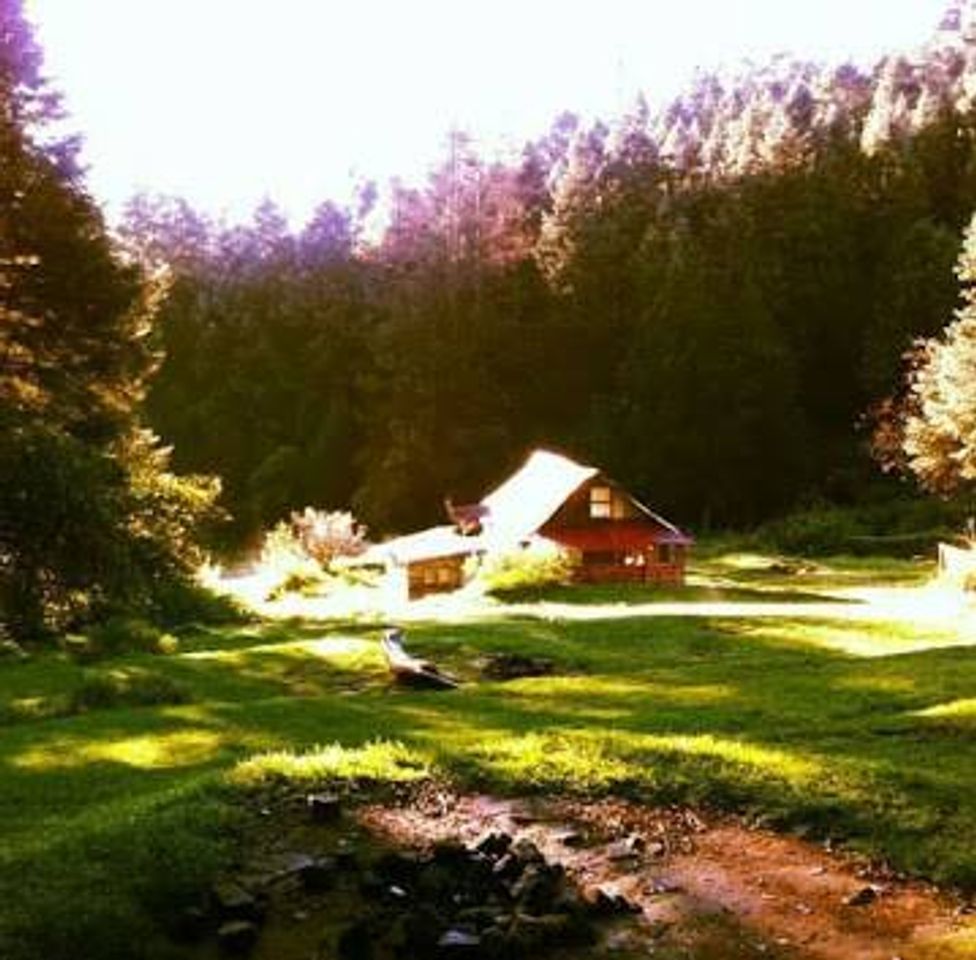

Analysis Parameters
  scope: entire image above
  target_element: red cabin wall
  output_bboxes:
[541,476,687,585]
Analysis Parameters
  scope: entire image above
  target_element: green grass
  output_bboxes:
[0,552,972,958]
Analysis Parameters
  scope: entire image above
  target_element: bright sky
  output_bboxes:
[25,0,950,226]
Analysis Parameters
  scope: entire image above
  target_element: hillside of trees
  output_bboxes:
[7,0,976,637]
[114,4,976,548]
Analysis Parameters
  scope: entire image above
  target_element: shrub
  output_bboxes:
[266,568,329,601]
[756,497,968,556]
[85,616,164,657]
[477,543,578,597]
[290,508,368,568]
[149,576,245,628]
[69,668,191,713]
[259,507,369,599]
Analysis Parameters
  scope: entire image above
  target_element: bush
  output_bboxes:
[756,497,970,556]
[259,508,369,599]
[69,668,191,713]
[290,508,368,568]
[149,576,245,628]
[266,568,328,601]
[477,544,578,597]
[85,616,165,657]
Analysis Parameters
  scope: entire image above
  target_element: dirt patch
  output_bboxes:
[183,786,974,959]
[361,790,975,960]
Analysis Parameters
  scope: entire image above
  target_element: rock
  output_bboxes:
[432,839,471,868]
[480,653,555,680]
[393,905,446,954]
[510,839,544,865]
[646,839,666,857]
[374,849,424,886]
[217,920,259,955]
[457,905,506,930]
[299,856,339,893]
[480,925,508,959]
[337,919,374,960]
[307,792,341,823]
[553,828,584,848]
[170,905,211,943]
[492,852,524,884]
[587,887,641,916]
[606,835,644,861]
[511,863,564,914]
[474,831,513,858]
[212,881,265,923]
[508,912,578,951]
[437,928,482,955]
[845,885,878,907]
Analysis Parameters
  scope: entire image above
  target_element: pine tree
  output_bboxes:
[0,1,219,638]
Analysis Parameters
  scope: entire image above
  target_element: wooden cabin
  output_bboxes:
[356,450,692,599]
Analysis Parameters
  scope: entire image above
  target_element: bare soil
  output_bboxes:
[194,787,975,959]
[360,790,975,959]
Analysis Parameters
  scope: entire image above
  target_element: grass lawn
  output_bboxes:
[0,553,973,958]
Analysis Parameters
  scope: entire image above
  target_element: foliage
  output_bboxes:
[118,9,976,539]
[0,1,222,642]
[230,740,430,787]
[258,518,326,599]
[69,668,190,712]
[289,507,368,568]
[898,212,976,493]
[477,543,579,596]
[258,508,368,599]
[84,616,169,657]
[756,497,969,556]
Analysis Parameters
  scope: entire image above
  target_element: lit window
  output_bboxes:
[590,486,611,519]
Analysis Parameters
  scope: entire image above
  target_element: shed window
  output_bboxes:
[589,486,612,518]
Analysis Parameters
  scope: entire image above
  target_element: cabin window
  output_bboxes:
[589,486,612,519]
[436,565,454,585]
[657,544,674,564]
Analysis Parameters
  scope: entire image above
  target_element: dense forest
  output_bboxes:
[7,0,976,636]
[119,4,976,547]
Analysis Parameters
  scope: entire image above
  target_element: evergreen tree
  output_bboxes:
[0,1,218,638]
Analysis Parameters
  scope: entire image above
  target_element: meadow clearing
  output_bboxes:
[1,551,974,959]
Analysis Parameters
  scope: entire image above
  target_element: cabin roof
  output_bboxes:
[356,449,692,566]
[480,449,599,542]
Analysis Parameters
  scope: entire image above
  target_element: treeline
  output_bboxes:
[126,10,976,547]
[72,9,976,551]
